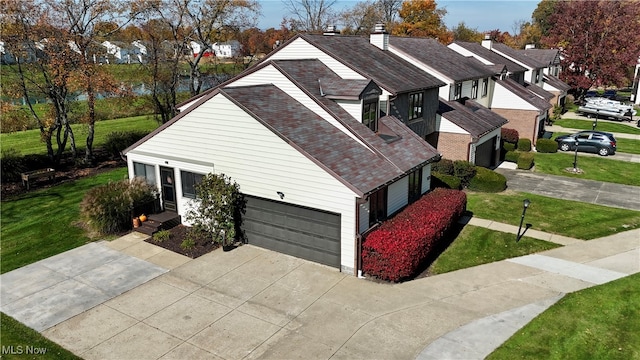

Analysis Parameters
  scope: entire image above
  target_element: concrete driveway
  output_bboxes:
[6,226,632,360]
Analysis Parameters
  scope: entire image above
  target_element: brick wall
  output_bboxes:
[435,132,471,161]
[491,108,540,142]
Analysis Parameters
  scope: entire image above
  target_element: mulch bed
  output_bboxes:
[144,225,222,258]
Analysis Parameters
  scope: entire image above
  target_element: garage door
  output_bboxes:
[242,195,341,268]
[475,136,497,168]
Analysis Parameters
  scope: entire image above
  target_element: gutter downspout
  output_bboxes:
[355,197,366,278]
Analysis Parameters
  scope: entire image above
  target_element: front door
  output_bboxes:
[160,167,177,212]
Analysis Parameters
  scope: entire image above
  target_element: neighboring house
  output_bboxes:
[124,54,441,275]
[189,41,214,58]
[385,36,508,166]
[212,40,241,58]
[131,40,148,63]
[102,41,139,64]
[449,40,553,143]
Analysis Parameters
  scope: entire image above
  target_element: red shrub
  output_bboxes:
[501,128,519,144]
[362,188,466,282]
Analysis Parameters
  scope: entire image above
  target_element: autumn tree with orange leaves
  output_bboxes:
[391,0,451,44]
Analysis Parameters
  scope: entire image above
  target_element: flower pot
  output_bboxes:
[132,217,141,228]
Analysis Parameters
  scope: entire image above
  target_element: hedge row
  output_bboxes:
[467,167,507,192]
[536,138,558,153]
[362,188,467,282]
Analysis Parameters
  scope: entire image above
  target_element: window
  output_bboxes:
[133,162,156,185]
[368,188,387,227]
[409,92,423,120]
[362,98,378,131]
[482,78,488,97]
[471,80,479,99]
[454,83,462,99]
[408,169,422,203]
[181,171,205,199]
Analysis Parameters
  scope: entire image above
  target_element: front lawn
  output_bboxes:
[466,191,640,239]
[0,313,82,360]
[488,273,640,360]
[0,115,158,156]
[428,225,560,275]
[534,152,640,186]
[555,119,640,135]
[1,167,127,274]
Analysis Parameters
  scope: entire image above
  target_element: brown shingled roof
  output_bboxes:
[438,98,508,139]
[389,37,495,81]
[452,41,528,74]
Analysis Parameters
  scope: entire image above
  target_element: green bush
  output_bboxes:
[80,178,158,234]
[1,148,26,182]
[517,138,532,152]
[453,160,476,187]
[431,172,461,190]
[517,152,535,170]
[505,151,520,163]
[432,158,454,175]
[468,167,507,193]
[103,130,150,159]
[153,229,171,242]
[536,138,558,153]
[503,142,516,152]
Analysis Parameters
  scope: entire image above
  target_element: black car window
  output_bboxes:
[577,134,590,140]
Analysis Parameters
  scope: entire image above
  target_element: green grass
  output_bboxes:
[0,167,127,274]
[533,153,640,186]
[0,312,82,360]
[466,191,640,239]
[0,116,158,156]
[555,119,640,135]
[487,273,640,360]
[428,225,560,275]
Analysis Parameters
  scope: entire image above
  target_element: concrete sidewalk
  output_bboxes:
[0,220,635,360]
[495,168,640,211]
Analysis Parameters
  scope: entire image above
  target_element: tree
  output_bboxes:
[451,21,482,42]
[532,0,559,37]
[283,0,338,33]
[391,0,451,44]
[2,0,79,164]
[541,0,640,93]
[377,0,402,26]
[339,0,382,35]
[181,0,259,96]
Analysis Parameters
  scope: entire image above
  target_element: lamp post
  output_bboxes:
[516,199,531,242]
[573,138,579,171]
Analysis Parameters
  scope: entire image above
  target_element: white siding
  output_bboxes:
[387,176,408,216]
[227,65,368,147]
[438,116,469,134]
[439,85,451,100]
[268,38,365,80]
[335,99,362,122]
[421,165,431,194]
[491,83,538,110]
[127,94,359,271]
[448,43,493,65]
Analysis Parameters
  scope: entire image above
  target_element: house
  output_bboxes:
[124,45,442,274]
[449,40,553,143]
[384,36,508,167]
[189,41,214,58]
[101,41,140,64]
[212,40,242,58]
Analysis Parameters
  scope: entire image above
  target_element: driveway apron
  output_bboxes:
[0,241,167,332]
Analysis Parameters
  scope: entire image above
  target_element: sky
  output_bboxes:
[257,0,540,33]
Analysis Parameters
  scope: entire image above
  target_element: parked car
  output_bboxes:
[555,131,617,156]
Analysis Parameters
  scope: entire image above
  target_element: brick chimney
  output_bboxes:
[370,23,389,50]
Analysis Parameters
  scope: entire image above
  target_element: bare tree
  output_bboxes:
[183,0,260,96]
[339,1,381,35]
[377,0,401,26]
[283,0,338,33]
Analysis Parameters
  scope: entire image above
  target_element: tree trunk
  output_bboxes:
[85,79,96,164]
